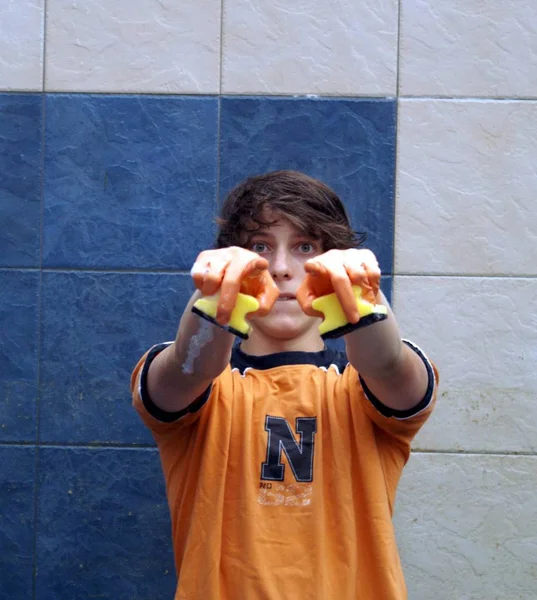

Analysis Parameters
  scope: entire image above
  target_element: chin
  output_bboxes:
[251,313,319,342]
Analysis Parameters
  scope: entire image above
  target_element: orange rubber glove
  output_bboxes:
[191,247,280,325]
[296,249,382,324]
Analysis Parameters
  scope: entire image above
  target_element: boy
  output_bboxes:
[131,170,438,600]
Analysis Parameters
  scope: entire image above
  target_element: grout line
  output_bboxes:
[391,104,399,312]
[412,449,537,457]
[32,445,40,600]
[215,97,222,212]
[392,0,402,310]
[399,95,537,102]
[394,273,537,279]
[2,267,535,279]
[32,90,396,99]
[3,442,534,456]
[33,0,47,586]
[0,266,193,275]
[37,91,219,99]
[0,91,43,96]
[37,98,46,449]
[219,0,224,96]
[396,0,402,98]
[4,90,537,102]
[215,0,225,212]
[0,267,41,272]
[32,33,47,592]
[0,441,157,449]
[41,0,47,93]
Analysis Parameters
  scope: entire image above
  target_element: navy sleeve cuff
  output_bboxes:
[139,343,212,424]
[359,340,435,420]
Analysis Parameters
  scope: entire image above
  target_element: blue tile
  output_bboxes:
[0,270,39,442]
[0,93,42,267]
[43,95,218,270]
[0,446,35,600]
[36,447,176,600]
[39,271,193,444]
[381,275,393,305]
[220,97,396,273]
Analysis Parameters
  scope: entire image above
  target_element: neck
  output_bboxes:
[239,328,325,356]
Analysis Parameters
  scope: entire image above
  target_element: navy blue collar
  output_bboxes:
[231,344,348,374]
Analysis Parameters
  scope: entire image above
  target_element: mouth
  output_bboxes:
[277,293,296,302]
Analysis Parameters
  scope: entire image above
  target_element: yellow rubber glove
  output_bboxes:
[191,247,280,337]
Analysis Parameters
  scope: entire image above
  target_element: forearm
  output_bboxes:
[146,291,235,413]
[344,293,403,379]
[175,291,235,377]
[345,292,429,410]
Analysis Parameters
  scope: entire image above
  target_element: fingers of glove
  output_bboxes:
[305,256,359,323]
[217,254,268,323]
[302,261,333,296]
[251,273,280,317]
[344,262,372,295]
[361,260,381,303]
[190,253,229,296]
[327,263,360,323]
[240,259,279,316]
[344,252,381,305]
[296,274,324,318]
[241,256,270,281]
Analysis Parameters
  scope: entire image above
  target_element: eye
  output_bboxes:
[250,241,269,254]
[297,242,316,254]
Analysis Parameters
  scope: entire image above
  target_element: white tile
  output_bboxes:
[395,453,537,600]
[45,0,220,93]
[396,100,537,276]
[400,0,537,97]
[0,0,44,91]
[222,0,397,95]
[395,276,537,453]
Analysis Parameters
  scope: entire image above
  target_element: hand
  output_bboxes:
[296,249,381,324]
[191,247,280,325]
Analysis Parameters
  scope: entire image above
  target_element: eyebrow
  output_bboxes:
[250,230,316,241]
[249,231,273,240]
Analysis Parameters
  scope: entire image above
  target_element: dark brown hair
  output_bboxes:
[216,170,365,250]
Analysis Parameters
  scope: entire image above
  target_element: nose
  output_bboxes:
[270,246,293,281]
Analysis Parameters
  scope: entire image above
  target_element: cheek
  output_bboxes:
[299,249,323,265]
[294,254,314,273]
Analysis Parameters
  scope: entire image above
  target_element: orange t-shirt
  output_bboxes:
[131,341,438,600]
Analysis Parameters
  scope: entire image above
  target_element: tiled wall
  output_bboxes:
[1,1,535,599]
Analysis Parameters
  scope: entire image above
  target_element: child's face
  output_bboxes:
[243,218,324,348]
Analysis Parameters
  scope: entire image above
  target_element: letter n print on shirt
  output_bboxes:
[261,416,317,482]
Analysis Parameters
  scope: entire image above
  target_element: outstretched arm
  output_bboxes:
[296,249,429,412]
[343,291,429,411]
[146,247,279,414]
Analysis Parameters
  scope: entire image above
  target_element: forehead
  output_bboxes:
[252,218,315,240]
[255,206,310,233]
